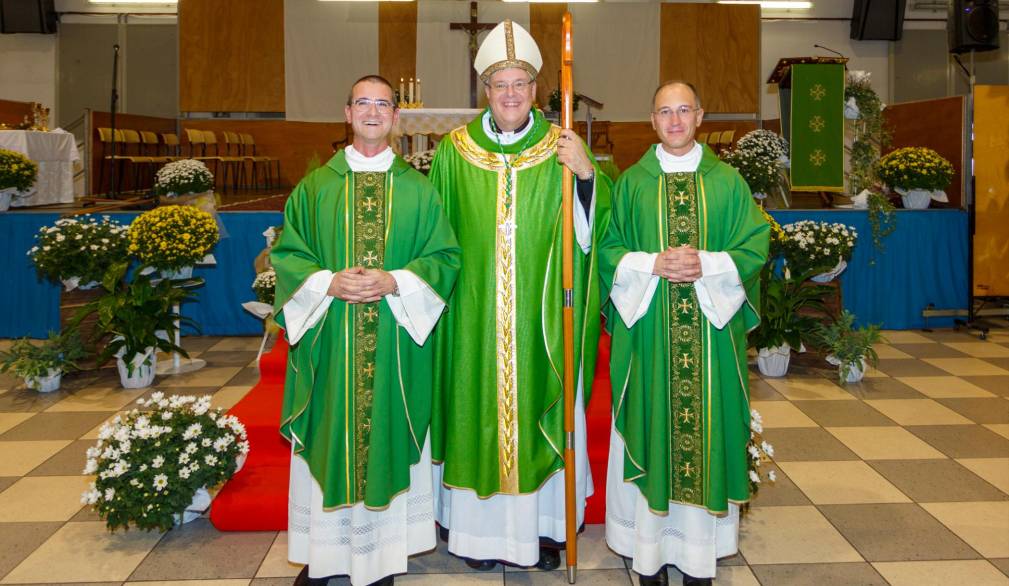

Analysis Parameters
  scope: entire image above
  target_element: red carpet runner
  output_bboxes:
[210,331,613,530]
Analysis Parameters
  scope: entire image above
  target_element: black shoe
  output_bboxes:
[464,558,498,571]
[438,524,449,543]
[367,577,394,586]
[535,547,561,571]
[682,575,712,586]
[638,566,668,586]
[294,566,330,586]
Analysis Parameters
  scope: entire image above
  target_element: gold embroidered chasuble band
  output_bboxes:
[663,172,705,507]
[350,171,388,500]
[450,125,560,493]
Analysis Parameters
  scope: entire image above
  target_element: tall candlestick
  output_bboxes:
[399,78,405,104]
[416,78,422,105]
[409,78,415,104]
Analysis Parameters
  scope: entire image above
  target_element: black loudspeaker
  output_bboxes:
[0,0,57,35]
[948,0,1000,53]
[850,0,906,41]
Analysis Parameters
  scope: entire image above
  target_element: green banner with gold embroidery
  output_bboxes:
[790,63,845,192]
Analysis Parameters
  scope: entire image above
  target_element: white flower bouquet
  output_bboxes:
[81,392,249,532]
[252,268,276,306]
[780,220,858,279]
[154,159,214,196]
[404,149,435,175]
[28,214,130,290]
[720,129,790,206]
[746,409,776,501]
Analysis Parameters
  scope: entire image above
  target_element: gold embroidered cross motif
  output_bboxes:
[674,191,689,206]
[680,462,695,478]
[362,250,380,267]
[809,115,825,132]
[363,306,378,323]
[809,149,827,167]
[679,407,693,423]
[680,353,694,368]
[362,197,377,212]
[810,83,826,101]
[677,299,692,314]
[363,362,375,378]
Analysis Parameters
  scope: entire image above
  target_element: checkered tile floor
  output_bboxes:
[0,328,1007,586]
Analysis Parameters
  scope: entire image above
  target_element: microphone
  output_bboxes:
[814,44,846,59]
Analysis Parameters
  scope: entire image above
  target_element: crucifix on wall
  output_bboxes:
[449,1,495,108]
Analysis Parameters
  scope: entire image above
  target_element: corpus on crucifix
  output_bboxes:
[449,1,495,108]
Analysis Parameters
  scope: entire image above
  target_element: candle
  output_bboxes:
[409,78,415,104]
[399,78,405,104]
[416,78,422,104]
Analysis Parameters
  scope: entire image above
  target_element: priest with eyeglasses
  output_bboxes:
[427,19,612,572]
[271,74,460,586]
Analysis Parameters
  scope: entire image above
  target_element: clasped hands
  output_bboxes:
[652,245,702,283]
[328,266,397,303]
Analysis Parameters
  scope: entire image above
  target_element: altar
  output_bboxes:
[396,108,481,153]
[0,130,79,207]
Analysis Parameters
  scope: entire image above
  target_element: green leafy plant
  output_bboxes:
[72,261,195,373]
[28,215,130,287]
[547,89,581,112]
[82,393,249,532]
[844,71,890,196]
[779,220,858,278]
[0,330,86,381]
[866,184,897,255]
[748,265,834,351]
[813,310,885,383]
[0,148,38,192]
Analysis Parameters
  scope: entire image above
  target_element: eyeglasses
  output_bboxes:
[351,98,395,113]
[487,79,534,93]
[654,106,700,119]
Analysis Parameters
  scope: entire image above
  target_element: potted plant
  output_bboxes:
[81,392,249,532]
[128,205,220,280]
[27,214,130,291]
[749,265,833,377]
[814,310,884,383]
[779,220,858,283]
[72,261,195,388]
[154,159,214,198]
[721,129,790,208]
[875,146,954,209]
[0,330,86,392]
[404,149,436,176]
[0,148,38,211]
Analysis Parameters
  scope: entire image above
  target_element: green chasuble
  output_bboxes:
[599,144,769,514]
[429,109,612,496]
[271,150,460,509]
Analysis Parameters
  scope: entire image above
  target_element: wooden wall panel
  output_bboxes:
[608,119,757,171]
[883,96,964,208]
[178,0,285,113]
[0,99,35,127]
[659,4,759,114]
[972,85,1009,297]
[530,4,566,110]
[181,120,347,188]
[379,3,418,97]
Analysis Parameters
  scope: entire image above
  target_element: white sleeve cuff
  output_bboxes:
[282,270,334,345]
[573,180,596,254]
[611,252,660,328]
[692,251,745,330]
[384,270,446,346]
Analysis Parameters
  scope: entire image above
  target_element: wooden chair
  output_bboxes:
[97,128,150,194]
[240,133,281,189]
[200,130,245,192]
[697,132,709,145]
[161,132,182,159]
[718,129,736,154]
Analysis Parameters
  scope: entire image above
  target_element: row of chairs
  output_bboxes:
[697,129,736,154]
[95,128,281,195]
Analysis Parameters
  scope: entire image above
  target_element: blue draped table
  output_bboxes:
[769,209,967,330]
[0,208,967,337]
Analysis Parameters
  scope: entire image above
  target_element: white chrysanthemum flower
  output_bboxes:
[179,467,192,479]
[153,474,168,491]
[749,470,761,483]
[204,454,218,467]
[152,455,165,469]
[761,441,774,457]
[768,470,777,482]
[83,459,98,475]
[104,488,116,501]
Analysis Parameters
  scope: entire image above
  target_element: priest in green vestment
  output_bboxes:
[271,75,460,586]
[427,20,612,571]
[599,81,769,586]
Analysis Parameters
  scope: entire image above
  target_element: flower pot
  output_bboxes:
[897,187,931,209]
[843,360,867,383]
[811,259,848,283]
[161,266,193,280]
[25,368,62,393]
[0,187,15,212]
[60,276,100,292]
[757,344,791,377]
[116,347,157,388]
[173,486,212,526]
